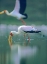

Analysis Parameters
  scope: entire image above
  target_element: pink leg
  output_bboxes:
[27,34,30,43]
[20,18,26,25]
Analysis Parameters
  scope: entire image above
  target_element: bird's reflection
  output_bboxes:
[8,34,38,64]
[9,43,38,64]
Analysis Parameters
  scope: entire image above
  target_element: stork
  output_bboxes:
[0,0,28,25]
[8,25,41,47]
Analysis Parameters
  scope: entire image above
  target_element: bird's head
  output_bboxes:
[10,31,19,35]
[4,10,6,13]
[4,10,10,15]
[10,32,13,36]
[0,10,8,14]
[4,10,8,13]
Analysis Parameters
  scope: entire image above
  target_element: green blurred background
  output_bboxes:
[0,0,47,64]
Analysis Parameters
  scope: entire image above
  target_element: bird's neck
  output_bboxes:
[11,31,20,35]
[16,32,19,34]
[5,11,10,15]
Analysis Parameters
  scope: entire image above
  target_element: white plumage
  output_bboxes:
[10,25,38,36]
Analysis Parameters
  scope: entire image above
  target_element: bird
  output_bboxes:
[0,0,28,25]
[8,25,41,46]
[9,25,41,35]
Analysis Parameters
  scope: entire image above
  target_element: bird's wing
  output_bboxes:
[14,0,20,12]
[19,0,26,14]
[14,0,26,14]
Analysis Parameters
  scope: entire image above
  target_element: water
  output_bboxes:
[0,24,47,64]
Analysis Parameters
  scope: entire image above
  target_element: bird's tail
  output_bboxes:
[23,13,28,19]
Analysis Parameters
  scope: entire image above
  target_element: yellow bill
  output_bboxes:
[8,35,12,47]
[0,11,4,14]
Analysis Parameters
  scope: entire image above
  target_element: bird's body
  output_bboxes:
[0,0,27,25]
[10,25,41,36]
[5,10,25,19]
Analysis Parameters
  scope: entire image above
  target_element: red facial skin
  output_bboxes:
[10,33,13,36]
[4,10,6,13]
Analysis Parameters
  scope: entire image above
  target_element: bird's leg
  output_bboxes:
[8,34,13,48]
[27,33,30,43]
[23,33,26,45]
[23,33,30,45]
[20,18,26,25]
[24,33,26,40]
